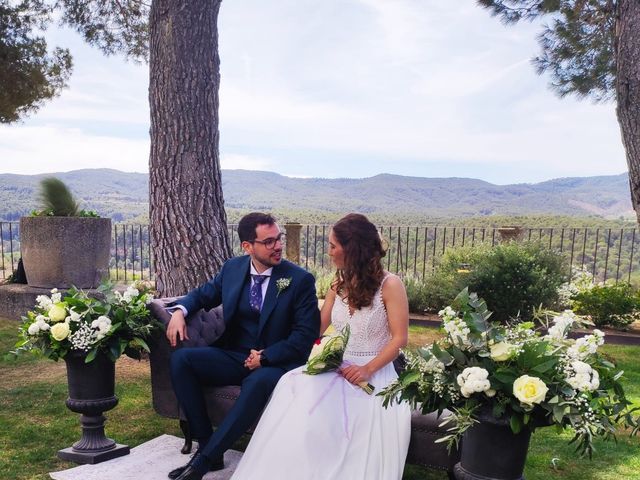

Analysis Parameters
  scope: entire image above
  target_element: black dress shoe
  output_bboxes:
[168,454,224,479]
[209,454,225,471]
[168,464,189,480]
[174,466,204,480]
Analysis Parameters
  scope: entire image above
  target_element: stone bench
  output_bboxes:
[148,299,459,478]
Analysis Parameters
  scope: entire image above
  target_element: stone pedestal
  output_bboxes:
[284,223,302,264]
[497,226,522,242]
[0,284,103,320]
[20,216,111,289]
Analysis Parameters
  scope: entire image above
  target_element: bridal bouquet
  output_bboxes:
[11,281,161,363]
[380,288,640,457]
[305,324,375,394]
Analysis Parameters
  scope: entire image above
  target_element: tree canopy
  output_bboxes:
[478,1,640,224]
[0,0,149,123]
[477,0,616,101]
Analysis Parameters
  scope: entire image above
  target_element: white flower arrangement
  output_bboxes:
[381,288,640,457]
[12,281,160,363]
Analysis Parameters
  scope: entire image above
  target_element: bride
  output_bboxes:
[232,213,411,480]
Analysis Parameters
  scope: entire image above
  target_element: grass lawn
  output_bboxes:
[0,319,638,480]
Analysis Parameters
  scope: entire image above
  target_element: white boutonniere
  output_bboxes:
[276,277,292,297]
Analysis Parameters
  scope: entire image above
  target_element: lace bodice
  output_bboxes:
[331,273,392,356]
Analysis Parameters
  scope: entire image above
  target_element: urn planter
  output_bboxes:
[57,351,129,464]
[19,216,111,289]
[454,409,532,480]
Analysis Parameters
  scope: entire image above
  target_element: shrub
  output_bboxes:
[571,283,640,329]
[557,268,595,308]
[412,243,566,318]
[465,242,567,322]
[416,246,490,313]
[309,267,334,299]
[403,276,431,313]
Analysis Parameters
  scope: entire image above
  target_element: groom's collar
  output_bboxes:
[250,261,273,277]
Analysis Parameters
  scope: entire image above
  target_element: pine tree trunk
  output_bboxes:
[148,0,231,297]
[615,0,640,224]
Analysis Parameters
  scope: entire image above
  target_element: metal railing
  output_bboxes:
[3,222,640,284]
[299,225,640,283]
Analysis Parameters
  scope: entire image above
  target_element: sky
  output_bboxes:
[0,0,628,185]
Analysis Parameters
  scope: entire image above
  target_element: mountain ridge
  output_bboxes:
[0,168,632,222]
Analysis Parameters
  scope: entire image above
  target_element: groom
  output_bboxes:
[165,212,320,480]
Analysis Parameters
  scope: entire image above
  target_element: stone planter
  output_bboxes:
[57,350,129,464]
[454,408,532,480]
[20,216,111,289]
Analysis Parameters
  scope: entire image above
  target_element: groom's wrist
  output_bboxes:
[259,351,271,367]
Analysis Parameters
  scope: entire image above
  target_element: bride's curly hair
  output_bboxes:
[332,213,386,310]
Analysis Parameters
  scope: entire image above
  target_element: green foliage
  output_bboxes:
[0,1,147,124]
[465,242,567,321]
[407,246,490,313]
[56,0,149,59]
[308,267,334,299]
[572,283,640,329]
[31,177,99,217]
[381,290,640,458]
[477,0,615,101]
[0,0,73,123]
[403,276,432,313]
[34,177,79,216]
[413,243,566,317]
[9,281,161,363]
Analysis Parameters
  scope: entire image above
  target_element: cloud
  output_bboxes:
[0,126,149,174]
[220,153,273,171]
[0,0,628,185]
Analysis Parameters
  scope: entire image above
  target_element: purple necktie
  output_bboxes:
[249,275,268,312]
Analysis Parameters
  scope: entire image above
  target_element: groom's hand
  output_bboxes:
[244,349,263,370]
[166,310,189,347]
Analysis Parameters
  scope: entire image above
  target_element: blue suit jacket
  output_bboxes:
[178,256,320,371]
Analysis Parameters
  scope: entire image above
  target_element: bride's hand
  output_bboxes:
[340,364,372,385]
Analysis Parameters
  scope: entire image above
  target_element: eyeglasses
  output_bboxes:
[251,233,286,250]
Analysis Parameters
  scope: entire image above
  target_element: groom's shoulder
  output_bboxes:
[223,255,249,268]
[280,259,313,279]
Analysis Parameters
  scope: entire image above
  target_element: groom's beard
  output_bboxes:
[252,247,283,269]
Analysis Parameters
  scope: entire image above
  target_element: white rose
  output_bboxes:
[490,342,514,362]
[28,323,40,335]
[308,338,327,360]
[513,375,548,406]
[48,304,67,322]
[51,322,70,341]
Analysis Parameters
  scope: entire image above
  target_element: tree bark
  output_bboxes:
[148,0,231,297]
[615,0,640,224]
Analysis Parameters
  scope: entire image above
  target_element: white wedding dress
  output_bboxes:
[231,274,411,480]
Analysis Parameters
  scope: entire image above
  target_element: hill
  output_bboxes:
[0,168,633,222]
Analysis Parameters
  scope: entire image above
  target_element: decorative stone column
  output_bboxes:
[284,223,302,265]
[497,226,522,243]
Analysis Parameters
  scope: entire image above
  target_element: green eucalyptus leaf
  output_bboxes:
[85,349,98,363]
[510,415,523,434]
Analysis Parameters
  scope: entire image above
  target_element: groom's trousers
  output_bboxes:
[170,346,286,461]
